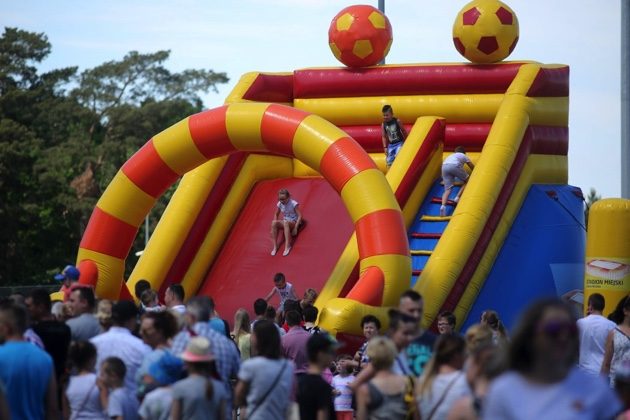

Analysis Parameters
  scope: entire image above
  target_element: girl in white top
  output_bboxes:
[63,341,107,420]
[270,188,303,256]
[601,295,630,386]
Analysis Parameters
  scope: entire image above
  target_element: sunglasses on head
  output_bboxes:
[538,320,577,337]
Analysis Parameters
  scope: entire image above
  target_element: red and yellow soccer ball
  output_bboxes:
[328,5,393,68]
[452,0,519,64]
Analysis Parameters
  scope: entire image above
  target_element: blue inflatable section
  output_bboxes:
[461,185,586,332]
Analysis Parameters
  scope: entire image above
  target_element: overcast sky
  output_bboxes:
[2,0,622,199]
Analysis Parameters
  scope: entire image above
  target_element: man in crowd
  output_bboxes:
[0,302,59,419]
[577,292,617,375]
[281,310,311,374]
[165,284,186,314]
[66,286,101,341]
[25,288,71,390]
[91,300,151,394]
[398,289,437,376]
[171,296,240,419]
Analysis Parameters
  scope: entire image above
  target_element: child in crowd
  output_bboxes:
[381,104,408,167]
[265,272,298,312]
[440,146,475,216]
[171,337,226,419]
[270,188,303,256]
[332,354,356,420]
[141,289,164,313]
[63,341,106,419]
[437,311,456,335]
[98,356,139,420]
[138,352,184,420]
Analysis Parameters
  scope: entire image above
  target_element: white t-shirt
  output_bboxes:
[577,314,616,375]
[332,374,355,411]
[65,373,106,419]
[277,199,299,222]
[482,367,622,420]
[443,152,471,168]
[418,371,470,420]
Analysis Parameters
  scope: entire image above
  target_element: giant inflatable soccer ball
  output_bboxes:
[452,0,519,64]
[328,5,393,68]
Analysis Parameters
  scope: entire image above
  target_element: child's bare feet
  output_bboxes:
[440,205,446,217]
[271,248,278,256]
[282,247,291,256]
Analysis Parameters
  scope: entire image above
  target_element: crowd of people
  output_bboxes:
[0,266,629,420]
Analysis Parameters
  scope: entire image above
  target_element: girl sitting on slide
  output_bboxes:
[270,188,303,256]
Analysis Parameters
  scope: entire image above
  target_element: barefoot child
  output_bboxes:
[98,356,139,420]
[265,273,298,313]
[270,188,303,256]
[441,146,475,216]
[381,104,408,167]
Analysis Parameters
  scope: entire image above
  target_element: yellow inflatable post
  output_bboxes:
[584,199,630,315]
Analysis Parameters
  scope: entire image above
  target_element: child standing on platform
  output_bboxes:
[381,105,408,167]
[265,273,299,313]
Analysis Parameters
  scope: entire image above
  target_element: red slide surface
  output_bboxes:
[197,178,354,321]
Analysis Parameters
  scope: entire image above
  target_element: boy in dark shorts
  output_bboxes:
[381,105,408,167]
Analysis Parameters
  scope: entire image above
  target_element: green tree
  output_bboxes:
[0,27,228,286]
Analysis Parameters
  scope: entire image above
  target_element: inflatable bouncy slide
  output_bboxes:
[69,1,591,339]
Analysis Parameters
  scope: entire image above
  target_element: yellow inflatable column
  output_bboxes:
[584,199,630,315]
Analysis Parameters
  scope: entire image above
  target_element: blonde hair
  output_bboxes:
[232,308,251,341]
[465,323,494,354]
[366,336,397,371]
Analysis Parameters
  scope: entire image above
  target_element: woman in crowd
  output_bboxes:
[63,340,106,419]
[483,299,621,419]
[355,336,415,420]
[417,334,470,420]
[231,308,252,360]
[136,310,179,397]
[446,345,503,420]
[171,337,226,419]
[235,319,294,420]
[602,295,630,387]
[464,324,493,355]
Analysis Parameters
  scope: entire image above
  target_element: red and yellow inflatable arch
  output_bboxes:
[76,103,410,318]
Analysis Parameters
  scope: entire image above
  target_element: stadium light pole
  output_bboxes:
[622,0,629,198]
[378,0,386,65]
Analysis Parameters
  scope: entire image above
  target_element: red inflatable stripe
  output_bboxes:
[242,73,294,103]
[320,137,377,193]
[189,107,235,158]
[527,66,569,97]
[355,209,409,259]
[80,207,138,260]
[122,140,180,198]
[261,104,310,156]
[294,64,524,99]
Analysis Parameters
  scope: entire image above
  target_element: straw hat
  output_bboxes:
[181,336,215,363]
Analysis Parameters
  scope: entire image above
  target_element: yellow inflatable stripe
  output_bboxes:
[153,118,207,176]
[359,254,412,306]
[292,115,347,172]
[341,169,401,223]
[225,103,269,151]
[127,157,228,292]
[97,171,156,227]
[410,250,433,256]
[421,215,452,222]
[76,248,125,300]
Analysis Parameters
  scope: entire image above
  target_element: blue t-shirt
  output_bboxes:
[405,330,437,377]
[0,341,53,420]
